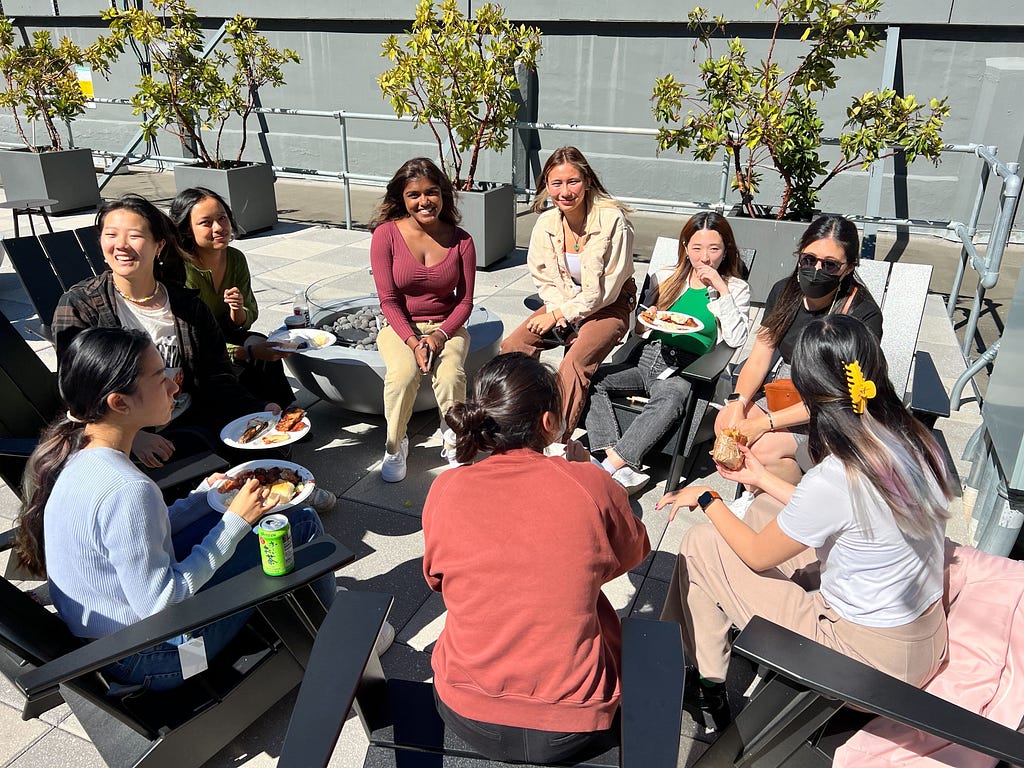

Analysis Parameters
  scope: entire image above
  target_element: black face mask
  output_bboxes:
[798,266,842,299]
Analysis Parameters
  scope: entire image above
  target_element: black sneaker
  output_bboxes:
[682,666,732,733]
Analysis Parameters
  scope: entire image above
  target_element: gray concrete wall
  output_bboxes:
[1,2,1023,231]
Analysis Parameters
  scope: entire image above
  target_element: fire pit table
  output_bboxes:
[282,289,503,415]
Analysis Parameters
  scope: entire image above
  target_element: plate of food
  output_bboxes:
[637,307,705,335]
[266,328,336,353]
[207,459,314,514]
[219,407,310,449]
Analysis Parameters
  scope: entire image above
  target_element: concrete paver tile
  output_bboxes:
[2,715,91,768]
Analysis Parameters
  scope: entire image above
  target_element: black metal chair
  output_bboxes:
[74,225,107,275]
[693,616,1024,767]
[39,229,94,288]
[0,530,354,768]
[1,235,65,340]
[281,610,686,768]
[0,307,228,502]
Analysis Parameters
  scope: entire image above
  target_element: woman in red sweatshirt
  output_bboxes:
[422,352,651,764]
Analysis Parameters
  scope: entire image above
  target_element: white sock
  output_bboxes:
[601,458,618,475]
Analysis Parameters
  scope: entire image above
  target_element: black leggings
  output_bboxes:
[433,688,619,765]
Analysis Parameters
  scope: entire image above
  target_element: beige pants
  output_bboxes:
[377,321,469,454]
[661,494,947,685]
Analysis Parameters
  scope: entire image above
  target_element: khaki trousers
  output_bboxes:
[661,494,947,685]
[377,321,469,454]
[500,280,636,441]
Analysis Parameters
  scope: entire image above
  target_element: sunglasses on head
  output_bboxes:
[798,253,846,276]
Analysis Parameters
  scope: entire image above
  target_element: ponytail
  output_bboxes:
[16,418,88,577]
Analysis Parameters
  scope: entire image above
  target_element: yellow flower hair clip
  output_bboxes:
[844,360,876,415]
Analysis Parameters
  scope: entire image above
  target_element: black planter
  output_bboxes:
[0,147,100,214]
[456,183,516,268]
[724,214,806,302]
[173,162,278,235]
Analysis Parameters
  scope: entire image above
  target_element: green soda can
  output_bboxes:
[257,514,294,576]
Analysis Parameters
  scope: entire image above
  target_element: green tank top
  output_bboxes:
[653,286,717,355]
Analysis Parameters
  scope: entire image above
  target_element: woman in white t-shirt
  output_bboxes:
[658,314,953,732]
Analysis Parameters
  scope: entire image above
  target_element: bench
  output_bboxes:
[280,605,686,768]
[692,615,1024,767]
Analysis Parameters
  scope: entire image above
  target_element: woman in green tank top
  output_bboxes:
[585,213,752,494]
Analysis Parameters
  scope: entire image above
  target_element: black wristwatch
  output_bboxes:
[726,392,746,403]
[697,490,723,511]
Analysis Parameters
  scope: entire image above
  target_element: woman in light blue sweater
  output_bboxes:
[15,327,330,692]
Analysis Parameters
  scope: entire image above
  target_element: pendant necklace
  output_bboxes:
[564,220,584,252]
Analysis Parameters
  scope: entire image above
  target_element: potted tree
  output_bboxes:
[0,17,120,213]
[651,0,950,260]
[103,0,300,234]
[378,0,542,267]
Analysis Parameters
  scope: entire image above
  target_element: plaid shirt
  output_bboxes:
[52,271,263,422]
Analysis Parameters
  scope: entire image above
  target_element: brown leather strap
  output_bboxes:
[837,286,858,315]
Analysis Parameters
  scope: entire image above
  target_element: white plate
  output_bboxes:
[207,459,315,514]
[266,328,337,353]
[219,410,311,450]
[637,310,705,335]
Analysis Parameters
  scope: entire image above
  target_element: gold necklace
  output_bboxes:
[115,282,162,305]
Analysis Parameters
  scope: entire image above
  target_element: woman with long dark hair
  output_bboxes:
[369,158,476,483]
[51,195,272,469]
[586,212,751,493]
[423,352,650,764]
[660,315,952,730]
[714,213,882,512]
[501,146,637,442]
[170,186,295,407]
[16,327,331,692]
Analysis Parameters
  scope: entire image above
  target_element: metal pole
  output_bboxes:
[951,338,999,410]
[862,26,902,259]
[339,116,352,230]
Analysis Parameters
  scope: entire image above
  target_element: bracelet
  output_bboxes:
[434,328,450,341]
[768,412,775,430]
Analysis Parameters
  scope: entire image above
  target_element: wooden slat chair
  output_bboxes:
[692,616,1024,767]
[0,532,355,768]
[0,307,228,502]
[281,612,686,768]
[1,235,65,340]
[39,229,94,289]
[74,225,106,275]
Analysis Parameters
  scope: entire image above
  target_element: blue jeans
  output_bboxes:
[103,505,333,693]
[585,340,697,468]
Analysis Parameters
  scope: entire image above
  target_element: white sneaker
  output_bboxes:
[381,436,408,483]
[440,428,462,467]
[374,620,397,656]
[611,465,650,495]
[730,490,756,519]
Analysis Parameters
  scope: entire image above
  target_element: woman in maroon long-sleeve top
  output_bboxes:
[369,158,477,483]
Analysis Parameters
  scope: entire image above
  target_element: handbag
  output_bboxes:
[763,378,802,412]
[762,287,859,413]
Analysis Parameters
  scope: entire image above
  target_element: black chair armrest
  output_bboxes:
[147,450,230,493]
[17,535,353,700]
[678,341,735,384]
[908,351,950,426]
[0,528,15,553]
[0,438,37,458]
[278,590,393,768]
[733,616,1024,766]
[621,618,684,768]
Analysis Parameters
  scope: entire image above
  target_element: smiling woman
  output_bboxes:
[368,158,477,483]
[501,146,637,443]
[171,187,296,408]
[51,195,268,468]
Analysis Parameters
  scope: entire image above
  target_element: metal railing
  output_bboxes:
[2,98,1018,407]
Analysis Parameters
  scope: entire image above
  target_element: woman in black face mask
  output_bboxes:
[713,214,881,513]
